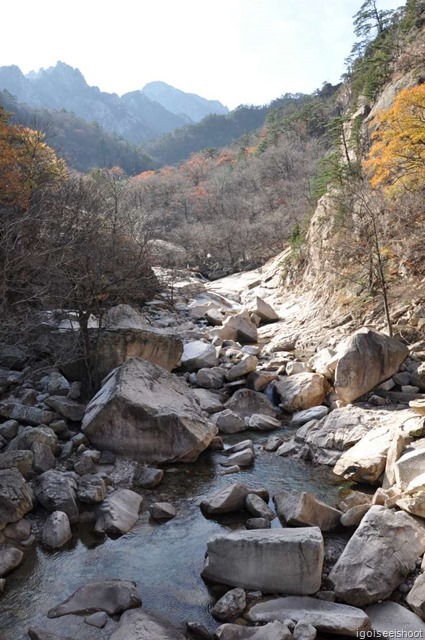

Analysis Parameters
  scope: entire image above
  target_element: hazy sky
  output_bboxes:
[2,0,403,109]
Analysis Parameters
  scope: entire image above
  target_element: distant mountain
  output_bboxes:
[0,63,227,145]
[0,89,157,175]
[141,81,228,122]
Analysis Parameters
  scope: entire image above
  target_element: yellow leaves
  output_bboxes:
[364,84,425,195]
[0,108,66,209]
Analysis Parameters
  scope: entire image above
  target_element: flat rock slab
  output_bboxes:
[48,579,141,618]
[82,357,217,463]
[365,602,425,634]
[246,596,370,636]
[202,528,323,594]
[329,505,425,606]
[108,608,186,639]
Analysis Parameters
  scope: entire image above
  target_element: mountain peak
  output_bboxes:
[141,81,228,122]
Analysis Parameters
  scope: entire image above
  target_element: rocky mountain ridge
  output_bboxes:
[0,62,227,144]
[141,80,229,122]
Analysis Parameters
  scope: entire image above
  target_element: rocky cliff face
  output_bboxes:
[282,15,425,336]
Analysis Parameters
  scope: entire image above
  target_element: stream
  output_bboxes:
[0,428,351,640]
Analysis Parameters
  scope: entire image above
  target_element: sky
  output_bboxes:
[1,0,404,109]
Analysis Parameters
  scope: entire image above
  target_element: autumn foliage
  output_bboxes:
[365,84,425,194]
[0,107,65,209]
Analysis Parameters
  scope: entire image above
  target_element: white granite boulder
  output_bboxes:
[274,373,329,413]
[82,358,217,463]
[202,528,323,594]
[246,596,370,636]
[329,506,425,606]
[334,329,408,405]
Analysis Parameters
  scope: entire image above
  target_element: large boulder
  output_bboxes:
[52,327,183,383]
[181,340,219,371]
[333,329,408,405]
[328,505,425,606]
[201,528,324,594]
[245,297,279,323]
[95,327,182,376]
[0,468,33,526]
[200,482,268,517]
[246,596,371,636]
[274,373,329,413]
[95,489,143,535]
[48,579,141,618]
[225,389,276,419]
[102,304,147,330]
[273,490,342,531]
[213,410,247,434]
[333,424,397,484]
[295,407,416,467]
[220,313,258,344]
[82,358,217,463]
[108,608,186,640]
[395,448,425,488]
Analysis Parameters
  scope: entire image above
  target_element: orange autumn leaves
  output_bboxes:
[0,107,65,209]
[365,84,425,195]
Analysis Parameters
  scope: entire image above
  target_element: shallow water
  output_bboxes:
[0,429,350,639]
